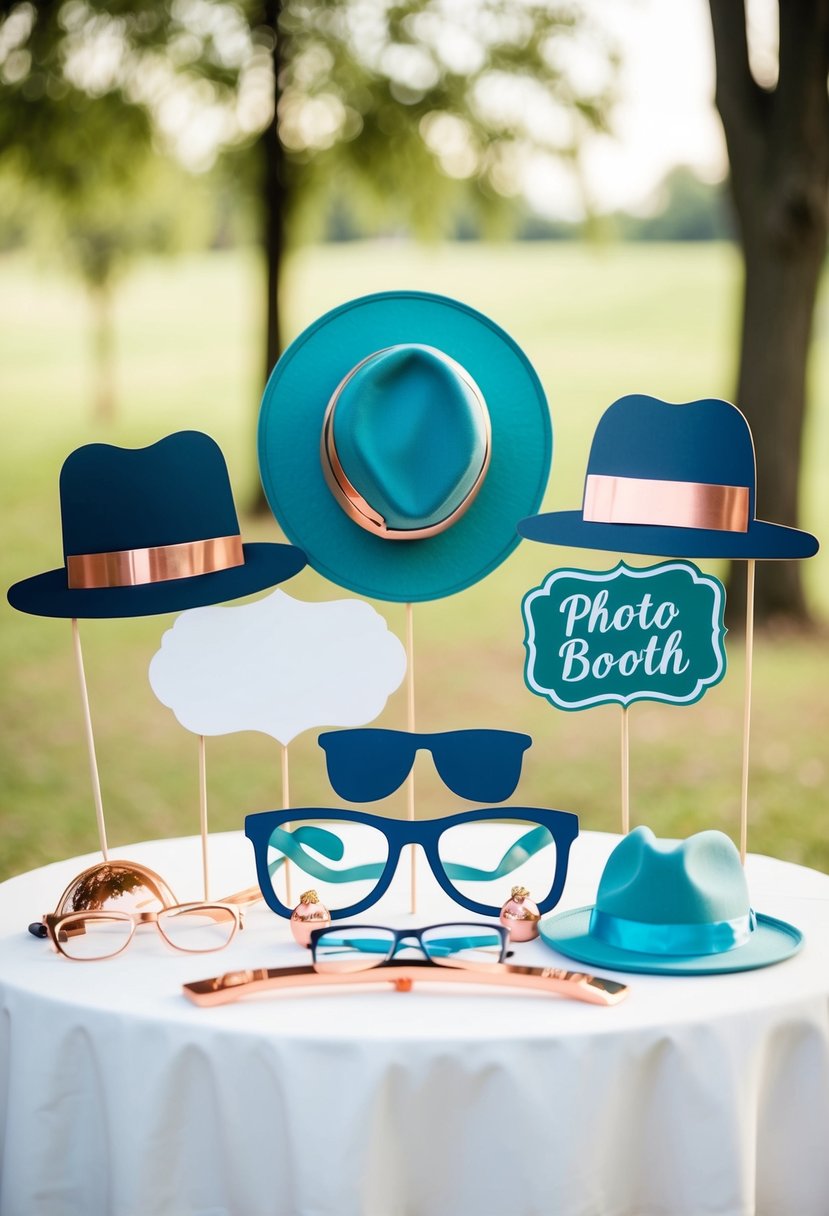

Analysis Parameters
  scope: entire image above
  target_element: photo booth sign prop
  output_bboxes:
[522,561,727,711]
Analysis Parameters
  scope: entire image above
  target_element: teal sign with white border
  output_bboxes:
[522,561,727,711]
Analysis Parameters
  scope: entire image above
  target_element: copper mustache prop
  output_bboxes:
[183,959,629,1007]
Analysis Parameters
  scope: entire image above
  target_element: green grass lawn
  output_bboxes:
[1,240,828,881]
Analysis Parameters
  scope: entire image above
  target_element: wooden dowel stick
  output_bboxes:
[198,735,209,900]
[620,705,630,835]
[282,743,292,907]
[406,601,417,914]
[739,559,756,865]
[71,619,109,860]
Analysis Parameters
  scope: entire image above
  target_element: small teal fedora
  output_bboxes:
[540,826,802,975]
[258,292,552,602]
[7,431,306,619]
[519,393,818,559]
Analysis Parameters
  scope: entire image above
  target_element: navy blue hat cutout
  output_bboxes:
[519,394,818,560]
[8,431,307,619]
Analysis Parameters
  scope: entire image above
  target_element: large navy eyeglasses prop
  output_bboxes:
[318,729,532,803]
[245,807,579,920]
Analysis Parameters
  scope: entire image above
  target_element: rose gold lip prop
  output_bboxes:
[182,959,629,1007]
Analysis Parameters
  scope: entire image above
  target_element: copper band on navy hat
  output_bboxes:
[66,535,244,589]
[320,346,492,541]
[583,475,750,533]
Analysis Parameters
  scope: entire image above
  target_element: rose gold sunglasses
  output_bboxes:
[28,860,244,961]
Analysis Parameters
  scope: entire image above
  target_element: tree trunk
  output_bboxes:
[251,0,287,514]
[90,278,116,424]
[709,0,829,628]
[263,0,286,390]
[726,228,824,624]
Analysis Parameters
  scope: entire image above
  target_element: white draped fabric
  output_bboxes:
[0,830,827,1216]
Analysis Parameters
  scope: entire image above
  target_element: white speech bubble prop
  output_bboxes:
[149,588,407,744]
[149,588,407,904]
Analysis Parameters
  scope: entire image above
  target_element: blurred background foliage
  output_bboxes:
[0,0,617,406]
[0,0,827,878]
[1,0,741,412]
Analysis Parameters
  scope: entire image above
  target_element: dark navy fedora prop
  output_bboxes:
[519,394,818,560]
[540,826,802,975]
[8,431,307,619]
[258,291,552,603]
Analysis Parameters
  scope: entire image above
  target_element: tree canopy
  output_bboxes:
[1,0,618,406]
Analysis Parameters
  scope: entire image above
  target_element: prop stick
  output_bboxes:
[620,706,631,835]
[198,736,210,899]
[71,619,109,860]
[406,601,417,914]
[281,743,292,907]
[739,559,756,865]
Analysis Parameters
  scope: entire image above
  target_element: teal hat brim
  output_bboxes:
[258,292,551,603]
[540,906,802,975]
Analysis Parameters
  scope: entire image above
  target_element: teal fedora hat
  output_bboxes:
[258,292,551,602]
[540,826,802,975]
[519,393,819,560]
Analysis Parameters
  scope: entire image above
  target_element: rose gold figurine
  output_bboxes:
[499,886,540,942]
[290,890,331,948]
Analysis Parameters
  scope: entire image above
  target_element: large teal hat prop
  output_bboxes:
[518,394,818,560]
[8,431,307,619]
[258,291,552,602]
[540,826,802,975]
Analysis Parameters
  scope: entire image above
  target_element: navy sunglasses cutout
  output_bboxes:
[318,729,533,803]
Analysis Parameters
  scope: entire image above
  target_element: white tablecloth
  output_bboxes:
[0,829,827,1216]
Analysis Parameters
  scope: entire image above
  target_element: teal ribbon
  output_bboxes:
[267,824,552,886]
[588,907,757,956]
[267,824,379,883]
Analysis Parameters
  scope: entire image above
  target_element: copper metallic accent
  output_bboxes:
[183,959,629,1007]
[500,887,541,943]
[319,346,492,541]
[583,475,750,533]
[37,859,243,960]
[43,903,242,960]
[52,858,177,912]
[66,535,244,589]
[290,890,331,948]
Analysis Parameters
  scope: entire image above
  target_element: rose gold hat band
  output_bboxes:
[583,475,750,533]
[66,535,244,589]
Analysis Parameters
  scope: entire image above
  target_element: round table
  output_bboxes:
[1,830,827,1216]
